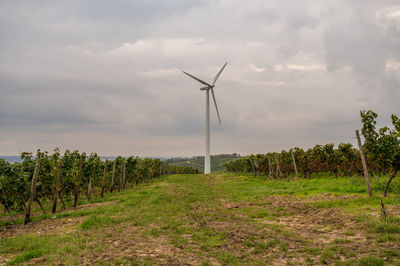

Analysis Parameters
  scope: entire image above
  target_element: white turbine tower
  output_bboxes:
[183,62,227,174]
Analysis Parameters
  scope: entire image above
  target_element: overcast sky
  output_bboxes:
[1,0,399,156]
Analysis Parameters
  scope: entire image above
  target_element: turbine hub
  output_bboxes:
[200,85,214,91]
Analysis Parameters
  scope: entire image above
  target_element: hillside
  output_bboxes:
[1,173,400,265]
[165,153,241,172]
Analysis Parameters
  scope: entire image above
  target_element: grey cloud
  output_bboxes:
[0,0,399,156]
[0,0,208,54]
[325,18,389,76]
[321,1,400,125]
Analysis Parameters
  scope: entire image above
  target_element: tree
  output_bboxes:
[360,110,400,196]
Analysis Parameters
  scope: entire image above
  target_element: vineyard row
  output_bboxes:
[0,149,199,226]
[224,110,400,197]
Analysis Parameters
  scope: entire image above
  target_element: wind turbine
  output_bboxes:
[183,62,227,174]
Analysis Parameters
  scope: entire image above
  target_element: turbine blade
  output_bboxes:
[211,88,221,125]
[212,62,227,85]
[183,71,211,87]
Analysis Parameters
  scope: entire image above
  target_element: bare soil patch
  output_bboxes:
[76,223,206,265]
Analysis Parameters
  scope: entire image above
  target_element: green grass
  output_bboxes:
[1,173,400,265]
[80,215,121,230]
[6,250,44,265]
[357,256,385,266]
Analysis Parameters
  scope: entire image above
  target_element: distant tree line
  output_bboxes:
[165,153,241,164]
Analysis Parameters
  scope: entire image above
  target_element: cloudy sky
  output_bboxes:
[1,0,399,156]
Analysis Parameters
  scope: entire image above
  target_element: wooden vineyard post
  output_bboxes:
[101,159,108,198]
[25,158,41,225]
[73,157,83,208]
[250,159,255,176]
[275,156,282,177]
[52,161,62,214]
[251,157,260,177]
[267,156,273,177]
[118,163,122,192]
[122,160,126,190]
[110,160,116,193]
[291,150,298,179]
[87,176,92,201]
[355,129,373,197]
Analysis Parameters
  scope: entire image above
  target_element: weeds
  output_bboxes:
[380,200,388,220]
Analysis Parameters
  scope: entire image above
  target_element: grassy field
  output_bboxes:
[1,173,400,265]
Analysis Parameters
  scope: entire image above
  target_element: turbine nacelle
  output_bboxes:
[200,85,214,90]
